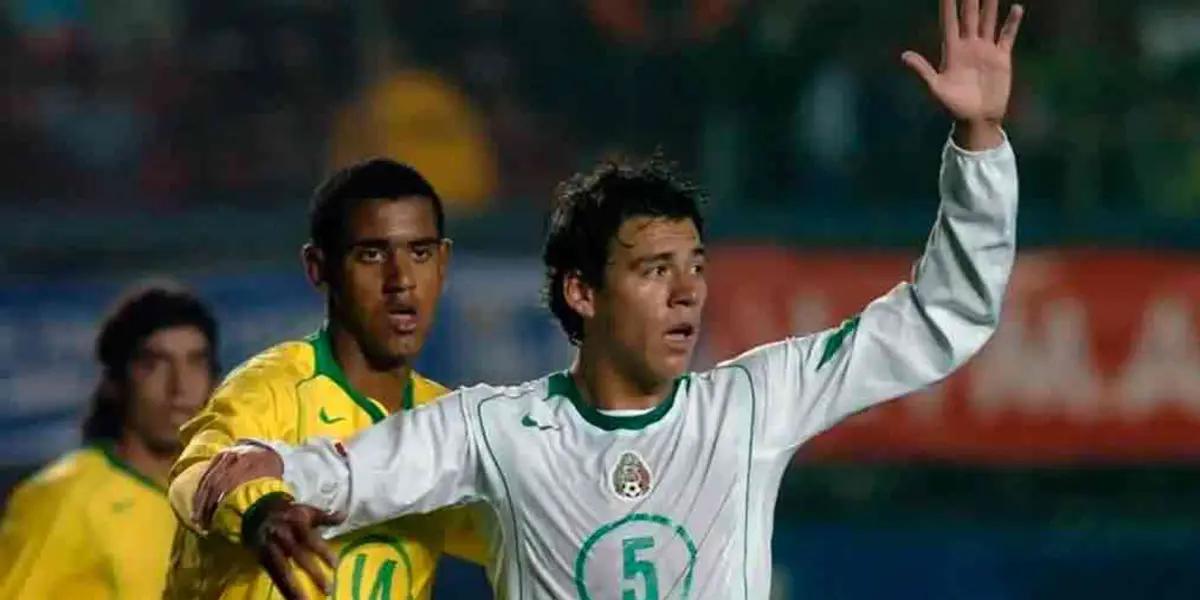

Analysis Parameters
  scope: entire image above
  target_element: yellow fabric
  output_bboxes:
[165,333,487,600]
[0,446,176,598]
[328,68,498,211]
[210,477,294,545]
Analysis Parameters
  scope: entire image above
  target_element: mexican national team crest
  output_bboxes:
[611,451,652,501]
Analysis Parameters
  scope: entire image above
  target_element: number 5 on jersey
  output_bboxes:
[623,536,658,600]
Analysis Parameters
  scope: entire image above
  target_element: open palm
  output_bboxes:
[903,0,1025,124]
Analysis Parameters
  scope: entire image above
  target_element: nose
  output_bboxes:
[165,361,183,398]
[382,248,416,293]
[669,271,701,308]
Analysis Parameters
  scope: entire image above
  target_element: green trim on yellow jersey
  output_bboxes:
[307,327,415,423]
[96,441,166,494]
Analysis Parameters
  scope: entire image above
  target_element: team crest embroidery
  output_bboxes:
[611,451,652,501]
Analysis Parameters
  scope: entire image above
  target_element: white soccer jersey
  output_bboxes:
[266,135,1018,599]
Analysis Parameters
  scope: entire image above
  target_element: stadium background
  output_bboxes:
[2,0,1200,597]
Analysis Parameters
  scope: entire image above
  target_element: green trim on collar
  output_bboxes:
[307,327,413,423]
[402,378,414,411]
[551,371,684,432]
[95,442,165,494]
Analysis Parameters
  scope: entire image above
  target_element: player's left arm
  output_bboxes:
[727,0,1025,452]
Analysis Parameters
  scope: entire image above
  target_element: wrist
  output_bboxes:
[242,492,294,550]
[952,119,1004,151]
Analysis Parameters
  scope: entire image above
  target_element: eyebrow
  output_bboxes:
[348,236,442,249]
[138,346,210,360]
[632,246,706,267]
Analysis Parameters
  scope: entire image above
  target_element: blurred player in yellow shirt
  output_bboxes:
[165,159,487,599]
[0,285,220,598]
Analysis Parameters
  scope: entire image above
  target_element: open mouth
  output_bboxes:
[664,323,696,345]
[386,304,419,333]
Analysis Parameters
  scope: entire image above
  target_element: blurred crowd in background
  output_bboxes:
[4,0,1200,222]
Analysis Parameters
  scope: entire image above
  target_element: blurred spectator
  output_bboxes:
[329,56,498,212]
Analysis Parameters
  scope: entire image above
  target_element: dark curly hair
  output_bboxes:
[82,283,219,442]
[542,154,705,345]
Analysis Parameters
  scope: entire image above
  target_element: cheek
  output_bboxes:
[126,371,166,416]
[339,272,380,314]
[608,283,665,341]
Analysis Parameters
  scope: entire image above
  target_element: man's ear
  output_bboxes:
[563,270,596,320]
[301,243,327,291]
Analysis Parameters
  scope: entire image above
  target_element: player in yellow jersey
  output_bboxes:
[0,284,220,598]
[165,159,487,599]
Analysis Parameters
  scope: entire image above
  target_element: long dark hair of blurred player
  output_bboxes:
[0,283,218,597]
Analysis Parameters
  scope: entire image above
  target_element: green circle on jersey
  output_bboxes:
[574,513,698,600]
[334,535,415,600]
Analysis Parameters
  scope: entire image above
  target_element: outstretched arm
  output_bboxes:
[727,0,1024,454]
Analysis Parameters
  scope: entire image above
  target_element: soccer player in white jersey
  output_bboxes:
[189,1,1025,598]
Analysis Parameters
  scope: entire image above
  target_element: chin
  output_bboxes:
[146,436,182,457]
[654,357,692,381]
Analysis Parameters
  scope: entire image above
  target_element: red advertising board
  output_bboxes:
[702,248,1200,463]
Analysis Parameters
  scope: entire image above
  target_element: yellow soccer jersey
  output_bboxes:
[165,328,487,600]
[0,444,176,598]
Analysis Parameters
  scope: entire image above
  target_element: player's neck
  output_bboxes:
[571,349,672,411]
[113,434,173,487]
[328,324,412,414]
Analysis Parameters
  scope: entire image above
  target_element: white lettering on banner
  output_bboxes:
[968,299,1104,420]
[1115,297,1200,418]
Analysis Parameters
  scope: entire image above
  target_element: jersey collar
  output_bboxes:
[550,371,686,432]
[308,326,414,424]
[96,441,166,494]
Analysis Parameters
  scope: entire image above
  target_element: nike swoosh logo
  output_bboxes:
[112,499,133,513]
[520,415,553,430]
[319,407,346,424]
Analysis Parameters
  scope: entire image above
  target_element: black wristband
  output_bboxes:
[240,491,293,548]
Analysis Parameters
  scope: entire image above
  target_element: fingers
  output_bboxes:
[300,507,340,571]
[291,544,331,596]
[997,4,1025,52]
[961,0,980,38]
[941,0,959,44]
[263,543,306,600]
[981,0,999,39]
[901,51,939,89]
[295,521,337,595]
[313,509,346,528]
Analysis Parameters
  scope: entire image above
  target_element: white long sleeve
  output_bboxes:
[724,133,1019,456]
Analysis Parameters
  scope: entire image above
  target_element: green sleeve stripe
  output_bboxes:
[817,315,861,371]
[478,394,524,599]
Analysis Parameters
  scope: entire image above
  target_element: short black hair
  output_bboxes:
[83,283,219,442]
[542,154,705,345]
[309,158,445,258]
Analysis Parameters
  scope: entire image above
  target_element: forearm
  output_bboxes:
[171,447,294,543]
[904,129,1017,367]
[267,396,483,537]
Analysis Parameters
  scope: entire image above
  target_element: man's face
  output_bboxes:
[125,325,214,455]
[326,197,449,368]
[589,216,707,386]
